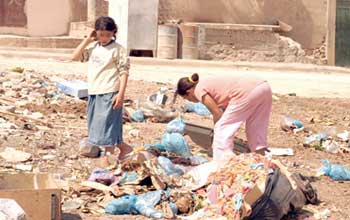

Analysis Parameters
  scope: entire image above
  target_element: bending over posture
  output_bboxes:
[176,73,272,160]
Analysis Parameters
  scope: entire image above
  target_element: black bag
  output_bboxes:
[244,169,318,220]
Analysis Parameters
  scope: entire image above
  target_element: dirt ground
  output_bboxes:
[1,71,350,220]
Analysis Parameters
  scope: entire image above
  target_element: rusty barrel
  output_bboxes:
[157,25,178,59]
[178,24,199,59]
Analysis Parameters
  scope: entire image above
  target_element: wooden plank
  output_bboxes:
[184,22,281,32]
[327,0,337,65]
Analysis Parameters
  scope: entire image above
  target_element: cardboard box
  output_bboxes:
[56,80,88,98]
[244,180,265,206]
[184,122,250,155]
[0,173,61,220]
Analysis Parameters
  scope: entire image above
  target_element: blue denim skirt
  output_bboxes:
[87,92,123,147]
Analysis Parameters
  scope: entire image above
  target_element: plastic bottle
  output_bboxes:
[304,128,336,147]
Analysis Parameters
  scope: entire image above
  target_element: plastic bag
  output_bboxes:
[169,202,178,214]
[135,190,164,218]
[88,169,115,185]
[185,102,211,116]
[161,133,191,157]
[280,116,304,132]
[131,109,145,122]
[189,155,208,166]
[320,160,350,180]
[304,127,336,147]
[158,156,184,176]
[119,171,138,184]
[166,117,186,134]
[247,170,317,220]
[105,195,138,215]
[145,143,167,151]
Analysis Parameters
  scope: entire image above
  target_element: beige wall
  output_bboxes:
[26,0,71,36]
[0,0,74,36]
[159,0,327,49]
[71,0,87,22]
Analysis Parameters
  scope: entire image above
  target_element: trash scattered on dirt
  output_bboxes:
[148,87,168,106]
[56,80,88,98]
[131,109,145,122]
[0,198,26,220]
[280,116,304,133]
[337,131,349,142]
[184,102,211,116]
[1,67,348,219]
[268,148,294,156]
[304,128,336,149]
[0,147,32,163]
[319,160,350,181]
[314,208,331,220]
[10,66,25,73]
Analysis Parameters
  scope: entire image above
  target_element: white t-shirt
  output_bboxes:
[82,41,130,95]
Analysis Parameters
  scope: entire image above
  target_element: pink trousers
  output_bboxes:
[212,82,272,161]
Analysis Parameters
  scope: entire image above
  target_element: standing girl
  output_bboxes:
[72,16,131,157]
[176,73,272,161]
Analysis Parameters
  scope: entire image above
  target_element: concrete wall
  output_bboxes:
[26,0,71,36]
[159,0,328,49]
[0,0,74,36]
[71,0,88,22]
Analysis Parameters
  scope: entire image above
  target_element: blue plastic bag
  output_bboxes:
[158,156,184,176]
[145,142,167,151]
[131,109,145,122]
[119,171,138,184]
[166,117,186,134]
[321,160,350,180]
[135,190,164,219]
[105,195,138,215]
[161,133,191,157]
[169,202,178,214]
[185,102,211,116]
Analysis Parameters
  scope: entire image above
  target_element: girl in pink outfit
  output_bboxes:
[176,73,272,161]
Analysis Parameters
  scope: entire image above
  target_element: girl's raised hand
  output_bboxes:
[86,30,97,43]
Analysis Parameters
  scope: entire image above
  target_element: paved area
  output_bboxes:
[1,56,350,98]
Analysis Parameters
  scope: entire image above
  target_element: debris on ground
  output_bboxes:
[56,80,88,99]
[1,67,350,219]
[0,147,32,163]
[0,198,26,220]
[184,102,211,116]
[280,116,304,133]
[319,160,350,181]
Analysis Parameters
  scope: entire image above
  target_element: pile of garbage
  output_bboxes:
[75,117,318,219]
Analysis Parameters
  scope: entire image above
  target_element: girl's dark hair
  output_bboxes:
[95,16,118,36]
[176,73,199,96]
